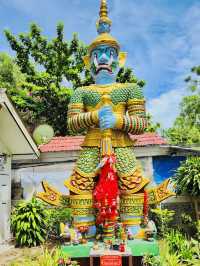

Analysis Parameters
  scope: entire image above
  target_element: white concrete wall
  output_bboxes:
[0,155,11,243]
[12,162,75,199]
[139,156,155,188]
[13,156,154,199]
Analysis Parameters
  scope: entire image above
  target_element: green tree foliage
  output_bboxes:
[145,113,161,133]
[4,22,151,136]
[11,198,49,247]
[0,52,72,135]
[4,23,90,135]
[173,156,200,196]
[0,52,25,90]
[4,23,92,88]
[116,67,145,87]
[166,66,200,145]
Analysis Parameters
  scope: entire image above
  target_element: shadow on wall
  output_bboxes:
[153,156,186,185]
[13,163,75,200]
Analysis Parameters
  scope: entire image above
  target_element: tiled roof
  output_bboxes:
[39,133,167,153]
[130,132,167,147]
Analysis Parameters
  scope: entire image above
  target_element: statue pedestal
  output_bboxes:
[90,247,132,266]
[61,239,159,265]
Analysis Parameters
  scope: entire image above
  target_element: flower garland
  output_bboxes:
[93,154,119,225]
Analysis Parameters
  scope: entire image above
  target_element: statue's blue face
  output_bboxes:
[90,45,119,84]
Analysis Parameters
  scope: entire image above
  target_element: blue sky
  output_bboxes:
[0,0,200,128]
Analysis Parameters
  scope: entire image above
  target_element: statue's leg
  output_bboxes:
[64,147,100,239]
[115,147,150,238]
[115,147,149,194]
[65,147,100,194]
[70,194,96,239]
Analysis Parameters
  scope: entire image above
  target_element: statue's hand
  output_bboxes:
[98,106,116,130]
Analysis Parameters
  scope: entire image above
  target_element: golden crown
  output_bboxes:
[88,33,120,54]
[83,0,127,69]
[88,0,120,54]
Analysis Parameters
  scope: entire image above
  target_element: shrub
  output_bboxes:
[9,247,79,266]
[143,236,200,266]
[150,208,175,238]
[166,230,186,254]
[180,213,197,237]
[11,198,49,247]
[142,254,161,266]
[166,230,200,265]
[142,240,181,266]
[47,207,72,238]
[173,156,200,196]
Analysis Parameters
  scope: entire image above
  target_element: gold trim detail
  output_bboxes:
[68,103,84,108]
[74,167,97,178]
[120,177,150,194]
[117,164,141,178]
[91,110,99,124]
[128,99,145,105]
[147,179,175,203]
[83,55,90,70]
[120,193,144,205]
[64,178,92,195]
[122,219,141,226]
[82,128,134,147]
[86,102,126,114]
[70,194,93,200]
[72,209,95,217]
[73,221,95,227]
[89,33,120,54]
[115,114,124,130]
[81,83,134,93]
[36,181,61,206]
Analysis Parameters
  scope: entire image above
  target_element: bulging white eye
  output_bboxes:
[94,54,98,67]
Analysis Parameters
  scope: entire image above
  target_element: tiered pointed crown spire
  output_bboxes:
[88,0,120,53]
[83,0,127,72]
[97,0,112,28]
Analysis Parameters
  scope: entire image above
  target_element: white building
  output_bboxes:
[0,89,39,243]
[12,133,199,198]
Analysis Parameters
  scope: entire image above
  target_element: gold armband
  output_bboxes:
[91,111,99,125]
[115,114,124,129]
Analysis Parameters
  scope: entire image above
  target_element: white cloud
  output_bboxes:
[1,0,200,129]
[109,1,200,128]
[146,2,200,128]
[147,87,187,129]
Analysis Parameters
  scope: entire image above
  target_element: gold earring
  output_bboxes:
[119,52,127,67]
[83,55,91,70]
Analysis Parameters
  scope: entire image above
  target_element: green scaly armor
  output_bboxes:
[68,83,147,135]
[65,83,149,195]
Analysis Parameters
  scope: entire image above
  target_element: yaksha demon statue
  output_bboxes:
[63,0,173,239]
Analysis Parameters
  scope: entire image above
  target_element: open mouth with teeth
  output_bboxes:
[96,64,112,74]
[93,54,115,75]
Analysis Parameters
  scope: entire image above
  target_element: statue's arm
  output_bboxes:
[115,85,147,134]
[67,88,98,133]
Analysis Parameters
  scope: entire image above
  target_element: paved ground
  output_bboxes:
[0,245,20,266]
[0,245,40,266]
[0,244,13,255]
